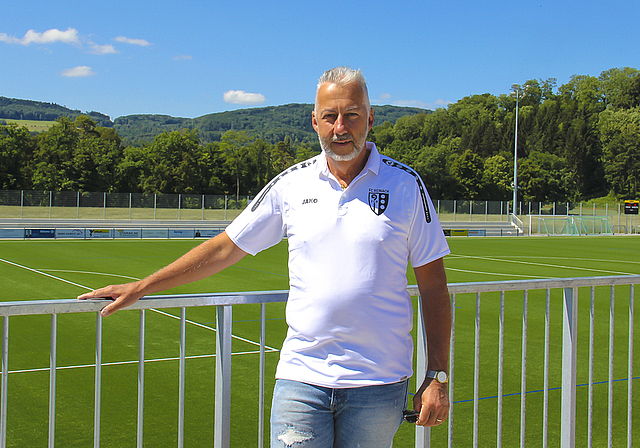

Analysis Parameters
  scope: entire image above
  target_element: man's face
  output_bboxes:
[312,82,374,162]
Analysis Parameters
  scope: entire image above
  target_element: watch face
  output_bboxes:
[436,371,448,383]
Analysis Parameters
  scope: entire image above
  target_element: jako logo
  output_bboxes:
[302,198,318,205]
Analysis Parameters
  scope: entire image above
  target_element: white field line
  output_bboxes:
[0,257,92,290]
[447,254,639,276]
[0,257,280,352]
[6,348,280,375]
[445,267,546,279]
[152,308,280,351]
[42,268,140,281]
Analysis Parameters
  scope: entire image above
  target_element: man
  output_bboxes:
[78,67,451,447]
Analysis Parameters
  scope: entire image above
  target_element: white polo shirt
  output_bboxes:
[226,142,450,388]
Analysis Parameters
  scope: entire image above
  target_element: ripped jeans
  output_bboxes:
[270,379,408,448]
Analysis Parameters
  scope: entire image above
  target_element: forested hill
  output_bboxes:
[0,97,427,144]
[0,97,112,127]
[112,104,428,144]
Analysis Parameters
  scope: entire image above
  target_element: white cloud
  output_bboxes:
[223,90,266,105]
[379,93,392,100]
[432,98,453,108]
[114,36,152,46]
[61,66,96,77]
[0,27,80,45]
[394,99,427,108]
[173,54,192,60]
[90,44,118,55]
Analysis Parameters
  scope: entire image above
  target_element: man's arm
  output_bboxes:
[412,257,451,427]
[77,231,247,317]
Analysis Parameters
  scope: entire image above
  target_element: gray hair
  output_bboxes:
[315,66,370,111]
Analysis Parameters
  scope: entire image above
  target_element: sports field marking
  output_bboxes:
[231,265,288,277]
[6,348,280,376]
[153,308,280,351]
[451,376,640,405]
[444,267,546,279]
[447,254,639,276]
[41,268,140,281]
[0,257,90,290]
[0,257,279,352]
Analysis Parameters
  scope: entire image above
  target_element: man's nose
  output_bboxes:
[334,114,347,134]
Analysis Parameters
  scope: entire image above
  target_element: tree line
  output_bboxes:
[0,116,318,199]
[369,67,640,201]
[1,66,639,201]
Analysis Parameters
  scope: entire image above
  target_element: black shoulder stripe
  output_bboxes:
[382,158,431,223]
[251,158,317,212]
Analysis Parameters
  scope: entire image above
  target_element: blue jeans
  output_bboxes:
[270,379,408,448]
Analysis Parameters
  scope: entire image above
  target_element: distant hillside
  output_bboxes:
[0,96,429,144]
[114,104,430,144]
[0,97,113,127]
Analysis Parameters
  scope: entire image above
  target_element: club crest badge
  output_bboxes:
[368,191,389,216]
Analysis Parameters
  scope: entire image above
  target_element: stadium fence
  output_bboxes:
[0,190,638,233]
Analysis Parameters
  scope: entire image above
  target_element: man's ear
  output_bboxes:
[312,110,319,133]
[368,107,375,131]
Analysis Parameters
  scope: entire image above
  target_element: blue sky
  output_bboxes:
[2,0,639,120]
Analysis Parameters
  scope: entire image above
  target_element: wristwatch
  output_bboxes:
[426,370,448,384]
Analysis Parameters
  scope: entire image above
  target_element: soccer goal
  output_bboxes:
[528,215,614,236]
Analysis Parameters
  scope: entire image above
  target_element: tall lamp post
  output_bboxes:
[510,84,525,220]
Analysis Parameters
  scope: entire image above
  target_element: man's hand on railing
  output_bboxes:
[412,377,449,427]
[77,231,248,317]
[77,282,146,317]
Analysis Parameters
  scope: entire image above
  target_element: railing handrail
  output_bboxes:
[2,276,639,317]
[0,290,291,316]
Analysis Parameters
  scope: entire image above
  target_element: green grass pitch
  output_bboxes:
[0,236,638,447]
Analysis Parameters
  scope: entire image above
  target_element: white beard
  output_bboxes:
[319,133,367,162]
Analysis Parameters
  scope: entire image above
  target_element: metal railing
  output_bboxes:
[1,276,638,447]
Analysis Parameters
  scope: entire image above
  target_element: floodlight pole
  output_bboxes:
[511,84,523,221]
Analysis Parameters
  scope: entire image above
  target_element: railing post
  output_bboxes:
[49,314,57,448]
[415,295,430,448]
[178,308,186,448]
[94,312,103,448]
[628,285,635,448]
[608,286,615,447]
[561,287,577,447]
[473,293,480,448]
[520,291,529,448]
[497,292,505,448]
[258,303,266,448]
[1,317,8,448]
[137,310,145,448]
[215,306,232,448]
